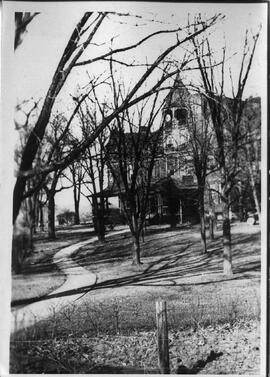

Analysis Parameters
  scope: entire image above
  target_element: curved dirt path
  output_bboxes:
[11,228,127,333]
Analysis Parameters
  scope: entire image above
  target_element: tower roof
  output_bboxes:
[164,74,190,108]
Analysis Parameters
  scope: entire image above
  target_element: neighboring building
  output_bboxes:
[56,211,76,226]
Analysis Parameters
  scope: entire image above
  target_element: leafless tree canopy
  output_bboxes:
[13,12,221,224]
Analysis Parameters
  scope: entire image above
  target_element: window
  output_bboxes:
[175,108,188,124]
[182,175,194,185]
[167,156,178,175]
[165,136,174,150]
[164,109,172,122]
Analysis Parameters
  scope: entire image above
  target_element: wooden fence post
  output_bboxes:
[156,300,170,374]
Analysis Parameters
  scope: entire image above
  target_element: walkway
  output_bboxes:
[11,228,127,333]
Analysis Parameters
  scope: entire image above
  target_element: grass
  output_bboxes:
[12,225,95,303]
[12,272,66,303]
[72,223,260,286]
[10,222,261,374]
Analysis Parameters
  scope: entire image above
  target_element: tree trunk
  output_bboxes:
[12,14,96,225]
[13,99,56,225]
[48,195,56,239]
[238,192,244,222]
[132,233,141,265]
[74,201,80,225]
[222,203,233,275]
[97,197,106,241]
[207,188,215,240]
[199,212,207,253]
[209,212,215,240]
[248,165,261,223]
[198,189,207,253]
[96,213,105,241]
[39,203,44,231]
[26,197,34,251]
[73,188,80,225]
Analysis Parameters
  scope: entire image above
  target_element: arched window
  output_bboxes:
[164,109,172,122]
[174,108,188,124]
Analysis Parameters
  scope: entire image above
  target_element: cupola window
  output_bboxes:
[164,109,172,122]
[174,108,188,124]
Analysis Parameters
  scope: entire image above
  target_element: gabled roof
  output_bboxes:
[151,176,198,197]
[164,73,190,109]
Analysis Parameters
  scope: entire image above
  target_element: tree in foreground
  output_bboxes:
[187,95,214,253]
[191,20,260,274]
[106,90,163,265]
[240,97,261,223]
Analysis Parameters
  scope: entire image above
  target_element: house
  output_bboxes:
[90,75,261,227]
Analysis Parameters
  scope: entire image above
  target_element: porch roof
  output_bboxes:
[89,176,198,199]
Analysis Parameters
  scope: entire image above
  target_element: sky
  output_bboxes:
[11,2,267,99]
[2,1,268,213]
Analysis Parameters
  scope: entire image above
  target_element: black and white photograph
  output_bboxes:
[0,1,268,375]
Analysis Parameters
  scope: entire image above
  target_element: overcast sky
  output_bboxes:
[2,1,268,212]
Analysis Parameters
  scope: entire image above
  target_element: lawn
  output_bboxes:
[12,225,95,302]
[10,222,261,374]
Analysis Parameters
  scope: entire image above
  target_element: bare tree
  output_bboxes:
[186,94,214,253]
[240,97,261,222]
[69,161,85,225]
[40,113,73,239]
[43,172,61,239]
[15,12,39,49]
[12,100,41,272]
[191,19,260,274]
[13,12,221,225]
[72,98,110,241]
[13,12,107,223]
[106,83,163,265]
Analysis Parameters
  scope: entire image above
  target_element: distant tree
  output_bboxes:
[75,98,110,241]
[39,113,73,239]
[68,161,86,225]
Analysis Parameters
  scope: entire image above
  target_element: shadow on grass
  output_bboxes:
[21,230,96,275]
[176,350,224,374]
[87,365,160,374]
[83,350,223,374]
[11,236,260,308]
